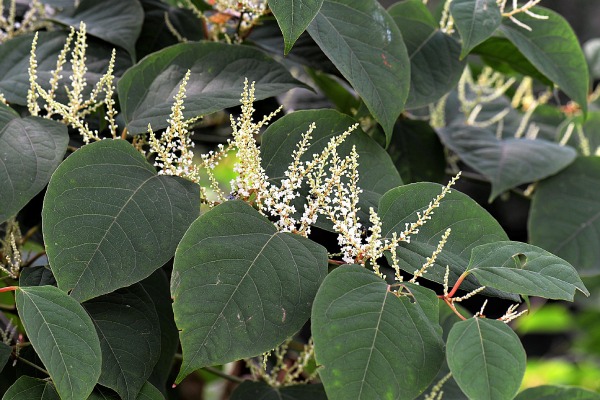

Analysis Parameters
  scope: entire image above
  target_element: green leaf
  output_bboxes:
[0,342,11,372]
[87,382,165,400]
[16,286,102,400]
[466,241,589,300]
[117,41,303,134]
[19,265,56,287]
[43,140,200,302]
[305,69,360,115]
[378,183,515,299]
[3,376,60,400]
[231,381,327,400]
[437,124,576,201]
[450,0,502,59]
[389,0,466,109]
[83,284,161,400]
[171,200,328,382]
[446,318,526,400]
[0,104,68,223]
[515,385,600,400]
[52,0,144,60]
[270,0,324,54]
[260,109,402,229]
[500,6,589,111]
[307,0,410,143]
[312,265,444,400]
[529,156,600,275]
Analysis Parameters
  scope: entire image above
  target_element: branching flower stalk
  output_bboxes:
[0,0,48,44]
[498,0,548,31]
[0,219,22,279]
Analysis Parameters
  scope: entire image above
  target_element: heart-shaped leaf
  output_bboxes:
[466,241,589,300]
[307,0,410,143]
[450,0,502,59]
[43,139,200,302]
[16,286,102,400]
[171,200,328,382]
[312,265,444,400]
[84,284,161,400]
[117,41,303,134]
[515,385,600,400]
[446,318,526,400]
[270,0,324,54]
[3,376,60,400]
[437,124,576,201]
[0,104,68,223]
[231,381,327,400]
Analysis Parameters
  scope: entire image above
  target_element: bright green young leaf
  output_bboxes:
[0,104,68,224]
[307,0,410,143]
[83,284,161,400]
[447,318,526,400]
[466,241,589,301]
[117,41,303,134]
[378,183,515,299]
[260,109,402,229]
[52,0,144,59]
[515,385,600,400]
[270,0,324,54]
[171,200,328,382]
[312,265,444,400]
[3,376,60,400]
[43,140,200,302]
[231,381,327,400]
[389,0,466,109]
[437,124,576,201]
[16,286,102,400]
[450,0,502,59]
[529,157,600,275]
[500,7,589,111]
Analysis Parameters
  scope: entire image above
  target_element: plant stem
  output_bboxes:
[447,271,469,298]
[14,355,49,375]
[443,298,467,321]
[202,366,244,384]
[0,286,18,293]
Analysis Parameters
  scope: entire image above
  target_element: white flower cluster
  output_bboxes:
[0,0,48,44]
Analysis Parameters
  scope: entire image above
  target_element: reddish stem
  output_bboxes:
[0,286,18,293]
[444,298,467,321]
[447,271,470,298]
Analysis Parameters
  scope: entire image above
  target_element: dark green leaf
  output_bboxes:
[3,376,60,400]
[305,69,360,115]
[515,385,600,400]
[529,157,600,275]
[19,265,56,287]
[84,284,161,400]
[0,104,68,223]
[307,0,410,142]
[389,0,466,109]
[379,183,516,299]
[43,140,200,302]
[312,265,444,400]
[450,0,502,59]
[16,286,102,400]
[500,7,589,111]
[437,124,576,201]
[52,0,144,59]
[118,41,302,134]
[466,241,589,300]
[446,318,526,400]
[87,382,164,400]
[231,381,327,400]
[0,342,11,371]
[171,201,328,382]
[270,0,324,54]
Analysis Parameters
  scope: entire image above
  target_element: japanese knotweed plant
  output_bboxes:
[0,0,597,399]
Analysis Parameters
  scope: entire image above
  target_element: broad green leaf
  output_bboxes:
[447,318,526,400]
[171,200,328,382]
[231,381,327,400]
[270,0,324,54]
[466,241,589,300]
[43,140,200,302]
[378,183,515,299]
[515,385,600,400]
[312,265,444,400]
[84,284,161,400]
[3,376,59,400]
[450,0,502,59]
[19,265,56,287]
[307,0,410,143]
[260,109,402,229]
[389,0,466,109]
[52,0,144,59]
[16,286,102,400]
[0,342,11,372]
[529,157,600,275]
[437,124,576,201]
[500,7,589,111]
[0,104,68,223]
[117,41,302,134]
[87,382,165,400]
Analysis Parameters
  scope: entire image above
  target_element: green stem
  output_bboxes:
[14,355,49,376]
